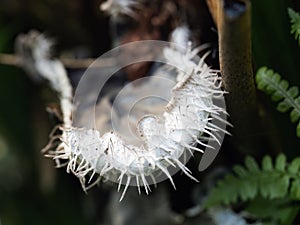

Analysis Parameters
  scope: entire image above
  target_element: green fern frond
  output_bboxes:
[256,67,300,137]
[204,154,300,208]
[288,8,300,45]
[246,197,300,225]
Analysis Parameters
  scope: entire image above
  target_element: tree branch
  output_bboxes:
[0,53,115,69]
[207,0,261,153]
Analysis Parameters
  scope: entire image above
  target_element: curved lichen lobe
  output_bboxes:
[72,61,217,194]
[37,38,227,199]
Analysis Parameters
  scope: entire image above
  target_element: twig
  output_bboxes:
[0,53,115,69]
[0,53,21,67]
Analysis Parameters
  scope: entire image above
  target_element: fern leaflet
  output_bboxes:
[204,154,300,207]
[204,154,300,224]
[256,67,300,137]
[288,8,300,45]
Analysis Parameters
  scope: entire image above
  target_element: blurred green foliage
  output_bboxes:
[205,154,300,224]
[204,2,300,224]
[288,7,300,45]
[252,0,300,159]
[256,66,300,137]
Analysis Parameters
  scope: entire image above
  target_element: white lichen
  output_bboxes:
[18,31,228,201]
[100,0,142,18]
[170,25,191,49]
[16,30,73,126]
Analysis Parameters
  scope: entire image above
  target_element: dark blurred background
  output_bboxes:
[0,0,300,225]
